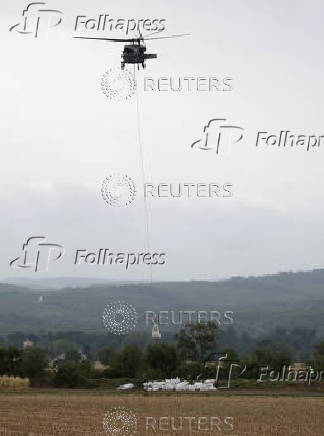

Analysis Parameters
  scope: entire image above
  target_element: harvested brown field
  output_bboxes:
[0,391,323,435]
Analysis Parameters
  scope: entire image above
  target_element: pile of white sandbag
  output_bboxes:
[116,383,135,390]
[143,378,217,392]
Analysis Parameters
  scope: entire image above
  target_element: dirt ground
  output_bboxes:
[0,391,323,435]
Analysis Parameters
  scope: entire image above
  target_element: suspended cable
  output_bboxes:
[133,66,153,285]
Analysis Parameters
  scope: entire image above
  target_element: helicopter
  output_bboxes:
[74,32,189,70]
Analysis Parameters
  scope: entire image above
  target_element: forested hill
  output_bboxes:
[0,269,323,336]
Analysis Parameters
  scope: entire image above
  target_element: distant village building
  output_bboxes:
[23,340,34,349]
[152,313,161,340]
[51,349,88,365]
[79,350,87,361]
[94,361,107,371]
[291,362,310,371]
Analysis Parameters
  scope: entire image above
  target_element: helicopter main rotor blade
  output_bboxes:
[142,30,164,38]
[73,36,136,42]
[144,33,190,41]
[73,33,189,43]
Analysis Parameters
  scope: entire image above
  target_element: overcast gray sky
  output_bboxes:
[1,0,324,281]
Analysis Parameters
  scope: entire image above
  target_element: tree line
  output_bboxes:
[0,322,324,388]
